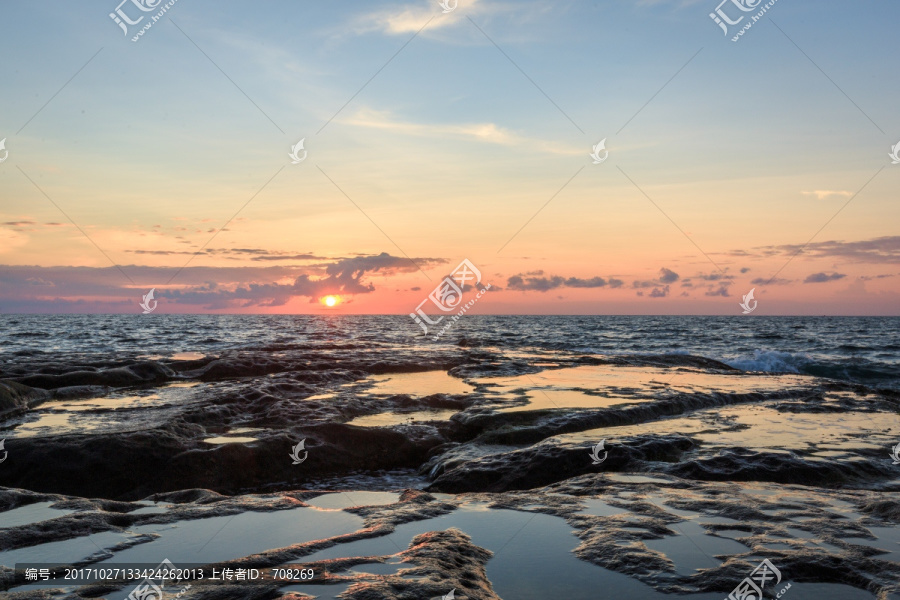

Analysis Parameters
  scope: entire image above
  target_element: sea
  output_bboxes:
[1,315,898,391]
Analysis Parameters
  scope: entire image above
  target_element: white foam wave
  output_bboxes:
[725,350,810,374]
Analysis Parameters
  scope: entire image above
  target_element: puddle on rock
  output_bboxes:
[642,520,748,575]
[0,531,134,566]
[97,507,363,566]
[576,498,626,517]
[9,412,108,438]
[499,389,635,412]
[472,365,813,414]
[204,435,259,444]
[305,491,401,510]
[1,385,202,438]
[345,409,457,428]
[203,427,265,444]
[366,371,473,396]
[170,352,205,361]
[558,403,900,455]
[291,504,728,600]
[0,502,77,529]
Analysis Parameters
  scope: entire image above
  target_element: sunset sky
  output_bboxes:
[1,0,898,314]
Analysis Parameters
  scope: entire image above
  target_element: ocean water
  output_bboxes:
[1,315,898,600]
[1,315,897,390]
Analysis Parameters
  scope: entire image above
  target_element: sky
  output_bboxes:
[0,0,898,315]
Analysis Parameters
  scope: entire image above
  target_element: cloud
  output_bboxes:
[727,236,900,264]
[0,253,442,311]
[2,221,37,228]
[858,274,896,281]
[801,190,852,200]
[695,272,733,281]
[342,108,581,155]
[323,253,446,293]
[506,273,619,292]
[634,267,679,288]
[751,277,792,285]
[659,268,680,283]
[705,285,730,297]
[648,286,669,298]
[804,272,847,283]
[352,0,487,35]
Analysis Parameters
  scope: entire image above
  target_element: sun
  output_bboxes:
[322,295,340,308]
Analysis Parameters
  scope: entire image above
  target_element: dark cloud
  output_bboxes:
[565,277,611,288]
[751,277,792,285]
[740,267,751,273]
[634,267,679,289]
[127,248,329,261]
[705,285,731,297]
[728,236,900,264]
[804,272,847,283]
[633,280,658,289]
[324,253,446,293]
[506,274,617,292]
[858,274,896,281]
[648,286,670,298]
[696,272,733,281]
[507,275,564,292]
[0,252,442,311]
[251,254,328,261]
[659,268,680,283]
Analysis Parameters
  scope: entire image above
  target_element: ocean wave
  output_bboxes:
[726,350,807,374]
[725,350,899,387]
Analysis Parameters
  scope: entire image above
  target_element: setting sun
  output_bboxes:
[322,295,340,308]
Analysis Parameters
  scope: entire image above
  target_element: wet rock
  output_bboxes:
[860,499,900,523]
[49,385,112,401]
[10,361,176,390]
[427,435,694,493]
[0,422,450,500]
[0,381,51,418]
[665,448,892,486]
[341,528,500,600]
